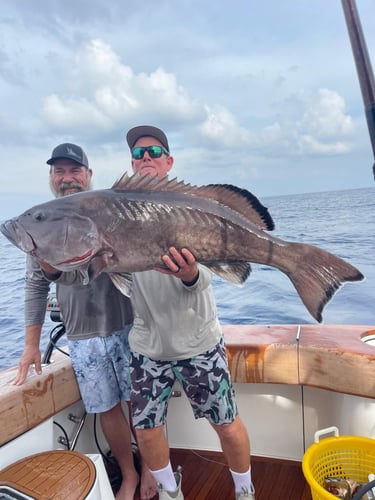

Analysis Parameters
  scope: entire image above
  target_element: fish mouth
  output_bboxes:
[0,220,36,253]
[57,249,95,266]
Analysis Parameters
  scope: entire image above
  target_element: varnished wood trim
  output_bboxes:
[223,324,375,398]
[1,324,374,446]
[0,350,80,446]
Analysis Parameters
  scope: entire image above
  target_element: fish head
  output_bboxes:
[0,196,102,271]
[1,218,36,253]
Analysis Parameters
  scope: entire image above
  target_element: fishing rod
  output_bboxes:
[341,0,375,181]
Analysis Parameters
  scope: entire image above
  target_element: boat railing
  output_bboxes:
[1,322,374,447]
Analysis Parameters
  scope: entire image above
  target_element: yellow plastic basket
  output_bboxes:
[302,427,375,500]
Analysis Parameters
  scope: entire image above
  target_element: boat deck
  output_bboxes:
[113,449,313,500]
[169,449,313,500]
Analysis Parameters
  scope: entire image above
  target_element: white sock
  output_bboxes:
[150,462,177,491]
[230,467,253,493]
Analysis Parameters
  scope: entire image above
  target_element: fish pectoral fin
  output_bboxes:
[109,272,133,297]
[206,262,251,285]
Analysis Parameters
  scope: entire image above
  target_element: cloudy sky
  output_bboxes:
[1,0,374,218]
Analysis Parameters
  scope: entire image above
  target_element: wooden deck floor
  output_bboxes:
[126,448,313,500]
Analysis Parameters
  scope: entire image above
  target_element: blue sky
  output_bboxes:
[1,0,374,219]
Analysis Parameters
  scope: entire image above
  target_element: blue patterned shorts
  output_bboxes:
[68,325,132,413]
[130,336,238,429]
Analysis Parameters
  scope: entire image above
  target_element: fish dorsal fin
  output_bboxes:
[112,172,274,231]
[112,171,190,192]
[205,183,274,231]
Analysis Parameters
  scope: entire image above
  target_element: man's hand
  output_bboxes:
[13,345,42,386]
[38,259,62,280]
[155,247,199,285]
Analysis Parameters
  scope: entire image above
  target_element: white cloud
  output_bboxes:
[301,88,354,137]
[295,88,355,155]
[261,123,282,144]
[297,135,349,155]
[40,39,358,165]
[199,105,257,147]
[41,40,203,133]
[42,94,113,129]
[0,0,373,202]
[17,32,360,198]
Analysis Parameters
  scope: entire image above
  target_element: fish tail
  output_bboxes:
[284,242,364,322]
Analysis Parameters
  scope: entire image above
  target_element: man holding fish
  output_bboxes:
[125,126,255,500]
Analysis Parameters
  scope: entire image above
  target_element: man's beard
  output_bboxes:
[50,178,93,197]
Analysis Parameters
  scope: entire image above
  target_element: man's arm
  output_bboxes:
[38,260,62,280]
[14,256,51,385]
[38,259,90,286]
[13,324,43,385]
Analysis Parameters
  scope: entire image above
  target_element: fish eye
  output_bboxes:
[33,210,45,222]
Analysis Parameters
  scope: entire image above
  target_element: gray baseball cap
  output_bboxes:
[46,143,89,168]
[126,125,169,153]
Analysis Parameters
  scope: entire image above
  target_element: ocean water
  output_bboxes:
[0,187,374,371]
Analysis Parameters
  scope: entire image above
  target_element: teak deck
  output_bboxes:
[128,449,313,500]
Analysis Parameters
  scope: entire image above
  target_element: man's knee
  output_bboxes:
[211,416,246,440]
[135,425,165,447]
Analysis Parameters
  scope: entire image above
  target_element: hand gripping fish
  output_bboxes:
[0,173,364,322]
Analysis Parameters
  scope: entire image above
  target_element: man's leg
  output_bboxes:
[125,402,158,499]
[100,402,139,500]
[130,352,182,496]
[135,426,182,498]
[69,334,157,498]
[211,415,250,472]
[134,425,170,470]
[175,338,254,497]
[211,416,255,498]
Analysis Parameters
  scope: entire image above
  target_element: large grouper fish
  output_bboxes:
[0,172,364,322]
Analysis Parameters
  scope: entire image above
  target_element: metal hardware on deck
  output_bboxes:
[57,412,87,450]
[68,413,81,423]
[69,412,87,450]
[57,435,69,447]
[296,324,301,341]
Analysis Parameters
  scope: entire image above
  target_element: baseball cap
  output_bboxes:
[46,143,89,168]
[126,125,169,153]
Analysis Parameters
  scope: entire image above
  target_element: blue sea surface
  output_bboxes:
[0,187,374,371]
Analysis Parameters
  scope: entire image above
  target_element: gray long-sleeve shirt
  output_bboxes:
[25,255,133,340]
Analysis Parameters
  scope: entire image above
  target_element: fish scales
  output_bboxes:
[103,196,258,266]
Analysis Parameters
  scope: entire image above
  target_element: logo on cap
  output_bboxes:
[66,146,82,161]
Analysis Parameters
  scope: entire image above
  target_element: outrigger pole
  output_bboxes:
[341,0,375,180]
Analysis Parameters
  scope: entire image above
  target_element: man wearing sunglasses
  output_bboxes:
[129,131,173,179]
[126,126,255,500]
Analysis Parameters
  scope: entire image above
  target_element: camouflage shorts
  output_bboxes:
[130,336,238,429]
[68,325,132,413]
